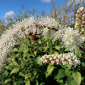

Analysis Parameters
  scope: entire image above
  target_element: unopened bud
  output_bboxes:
[81,29,84,32]
[81,25,84,27]
[80,31,83,34]
[79,7,84,12]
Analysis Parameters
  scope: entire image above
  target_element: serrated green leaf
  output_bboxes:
[5,79,11,84]
[54,69,65,79]
[72,72,81,85]
[10,68,19,75]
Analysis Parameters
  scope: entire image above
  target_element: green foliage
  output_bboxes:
[45,64,54,78]
[0,36,85,85]
[72,72,81,85]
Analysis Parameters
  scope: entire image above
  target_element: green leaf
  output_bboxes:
[25,73,31,79]
[12,48,18,52]
[34,51,37,56]
[25,79,30,85]
[56,79,63,83]
[36,57,42,65]
[38,40,42,44]
[81,34,85,37]
[5,79,11,84]
[5,65,12,70]
[44,47,48,51]
[72,72,81,85]
[25,75,29,80]
[46,64,54,78]
[64,47,70,51]
[75,48,82,57]
[67,65,72,70]
[68,80,77,85]
[35,80,39,85]
[55,46,60,50]
[54,69,65,79]
[10,68,19,75]
[40,83,45,85]
[19,72,25,77]
[4,71,9,77]
[65,69,71,77]
[24,49,29,54]
[82,62,85,67]
[33,71,37,76]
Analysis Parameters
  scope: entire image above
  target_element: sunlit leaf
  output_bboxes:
[25,79,30,85]
[72,72,81,85]
[10,68,19,75]
[46,64,54,78]
[5,79,11,84]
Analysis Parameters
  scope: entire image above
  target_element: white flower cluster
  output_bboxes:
[0,17,60,72]
[36,16,59,27]
[62,27,82,50]
[75,7,85,31]
[0,16,83,72]
[41,53,80,66]
[53,29,63,41]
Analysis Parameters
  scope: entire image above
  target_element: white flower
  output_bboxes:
[62,27,82,50]
[36,16,59,27]
[49,57,52,60]
[51,61,55,64]
[53,29,63,41]
[44,59,47,63]
[42,27,49,37]
[41,53,80,66]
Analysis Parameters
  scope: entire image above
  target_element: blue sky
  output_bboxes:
[0,0,65,19]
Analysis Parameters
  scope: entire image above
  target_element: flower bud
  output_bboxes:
[81,29,84,32]
[81,25,84,27]
[79,7,84,12]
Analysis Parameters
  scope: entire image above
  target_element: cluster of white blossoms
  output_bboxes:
[0,14,84,72]
[75,7,85,31]
[36,16,59,27]
[41,53,80,66]
[0,16,60,72]
[62,27,83,50]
